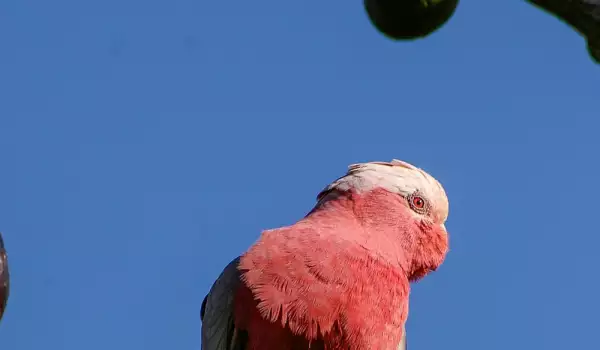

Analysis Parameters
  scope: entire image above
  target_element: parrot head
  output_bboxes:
[313,159,449,281]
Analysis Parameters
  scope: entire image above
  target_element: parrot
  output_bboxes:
[200,159,450,350]
[527,0,600,64]
[363,0,460,40]
[0,232,9,322]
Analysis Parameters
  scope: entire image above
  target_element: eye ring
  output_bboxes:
[407,191,429,215]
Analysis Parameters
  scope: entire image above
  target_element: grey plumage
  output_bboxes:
[201,257,245,350]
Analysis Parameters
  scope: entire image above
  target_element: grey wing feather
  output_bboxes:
[201,257,246,350]
[0,233,9,322]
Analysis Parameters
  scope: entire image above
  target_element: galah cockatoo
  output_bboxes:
[0,233,9,322]
[201,159,449,349]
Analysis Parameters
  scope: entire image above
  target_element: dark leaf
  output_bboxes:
[0,233,9,323]
[364,0,460,40]
[528,0,600,64]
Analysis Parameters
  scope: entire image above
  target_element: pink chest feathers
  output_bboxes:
[234,231,410,349]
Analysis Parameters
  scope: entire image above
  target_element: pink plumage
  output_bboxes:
[201,159,450,350]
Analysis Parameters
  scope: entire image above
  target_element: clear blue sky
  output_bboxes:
[1,0,598,349]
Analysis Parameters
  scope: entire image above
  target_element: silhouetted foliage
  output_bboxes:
[364,0,460,40]
[0,233,9,323]
[528,0,600,64]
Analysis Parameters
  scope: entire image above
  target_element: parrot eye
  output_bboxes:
[412,196,424,208]
[407,191,429,214]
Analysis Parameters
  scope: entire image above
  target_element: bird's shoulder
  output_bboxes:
[238,226,409,347]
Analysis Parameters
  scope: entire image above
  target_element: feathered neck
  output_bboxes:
[301,188,448,280]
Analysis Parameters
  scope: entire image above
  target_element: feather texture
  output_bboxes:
[201,254,408,350]
[201,258,246,350]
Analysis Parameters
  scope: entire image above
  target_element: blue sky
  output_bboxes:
[0,0,598,349]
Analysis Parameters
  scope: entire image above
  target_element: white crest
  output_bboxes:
[317,159,449,222]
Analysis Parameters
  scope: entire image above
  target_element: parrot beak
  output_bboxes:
[399,325,407,350]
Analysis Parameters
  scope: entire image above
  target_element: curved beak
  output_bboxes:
[398,324,407,350]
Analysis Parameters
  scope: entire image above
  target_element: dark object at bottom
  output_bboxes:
[0,233,9,322]
[528,0,600,64]
[364,0,460,40]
